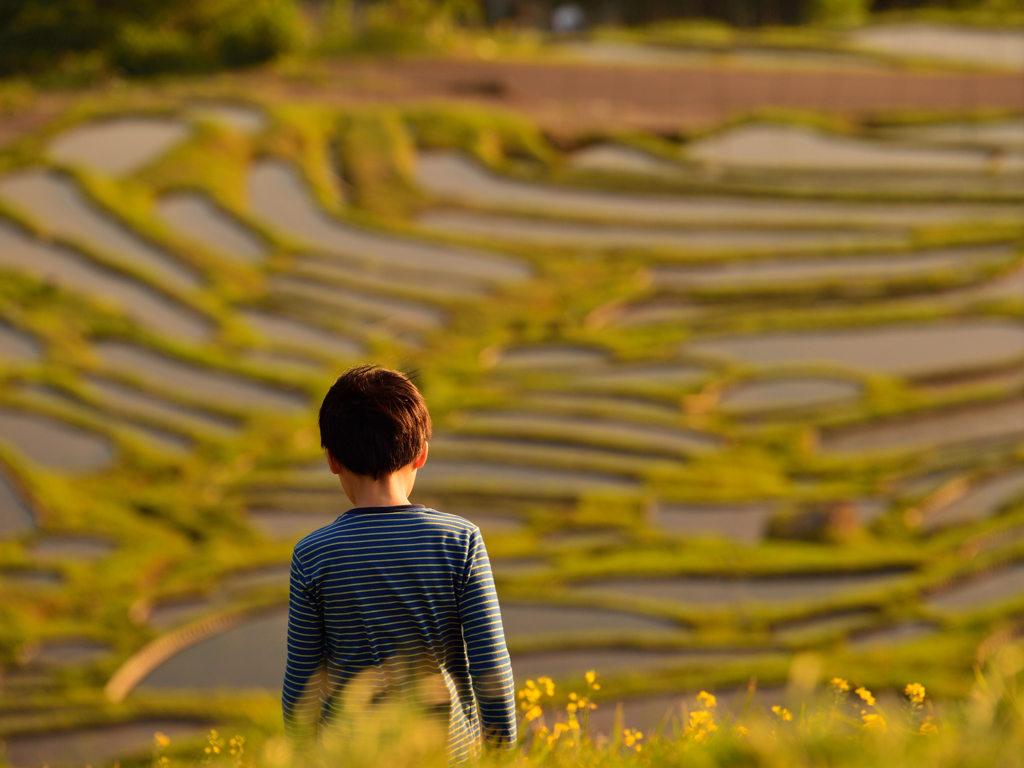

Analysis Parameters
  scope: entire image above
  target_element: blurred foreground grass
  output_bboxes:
[151,650,1024,768]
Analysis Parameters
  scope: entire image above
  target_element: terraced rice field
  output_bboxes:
[2,90,1024,759]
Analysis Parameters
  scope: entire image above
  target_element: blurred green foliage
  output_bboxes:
[1,0,1022,82]
[0,0,305,77]
[808,0,870,25]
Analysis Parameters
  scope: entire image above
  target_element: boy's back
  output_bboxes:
[284,503,515,760]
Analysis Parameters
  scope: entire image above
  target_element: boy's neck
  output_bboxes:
[326,445,428,510]
[339,464,418,509]
[347,480,413,509]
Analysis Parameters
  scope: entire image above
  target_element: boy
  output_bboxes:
[282,365,517,761]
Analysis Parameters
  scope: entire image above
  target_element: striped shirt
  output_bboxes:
[283,504,517,761]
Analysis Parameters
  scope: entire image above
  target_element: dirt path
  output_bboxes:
[2,57,1023,149]
[296,58,1024,133]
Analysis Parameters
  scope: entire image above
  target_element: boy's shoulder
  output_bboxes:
[417,507,480,534]
[292,507,479,559]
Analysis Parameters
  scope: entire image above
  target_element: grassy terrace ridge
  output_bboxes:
[0,82,1023,764]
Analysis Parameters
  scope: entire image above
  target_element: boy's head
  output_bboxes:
[319,365,432,479]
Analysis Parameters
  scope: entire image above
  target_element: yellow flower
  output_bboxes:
[830,677,850,693]
[697,691,717,709]
[772,706,793,722]
[855,687,876,707]
[687,708,718,742]
[566,702,578,714]
[525,705,543,722]
[689,710,713,728]
[862,713,887,733]
[905,683,926,705]
[537,676,555,697]
[154,732,170,748]
[920,717,938,736]
[585,670,596,686]
[734,725,749,737]
[623,728,643,748]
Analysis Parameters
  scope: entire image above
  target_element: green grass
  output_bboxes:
[117,658,1024,768]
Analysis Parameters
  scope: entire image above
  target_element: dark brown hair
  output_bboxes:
[319,365,432,479]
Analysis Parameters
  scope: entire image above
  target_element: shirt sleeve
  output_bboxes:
[457,528,517,749]
[282,550,325,744]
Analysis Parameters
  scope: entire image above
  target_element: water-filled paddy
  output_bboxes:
[94,342,307,412]
[240,310,363,359]
[580,571,909,606]
[719,377,862,414]
[848,622,939,650]
[0,469,34,538]
[220,564,291,594]
[157,192,268,262]
[650,245,1016,292]
[47,117,190,175]
[4,719,213,768]
[522,392,683,422]
[415,152,1021,227]
[0,223,213,342]
[0,569,63,587]
[687,123,1024,173]
[419,210,895,253]
[501,603,681,640]
[430,434,670,477]
[266,276,445,331]
[926,563,1024,612]
[248,160,529,285]
[82,377,241,439]
[415,459,639,498]
[0,171,201,291]
[922,469,1024,531]
[0,406,114,471]
[189,103,267,133]
[457,411,721,456]
[29,536,114,560]
[29,639,111,666]
[248,510,341,540]
[510,648,769,686]
[493,345,609,370]
[0,321,41,363]
[569,144,682,176]
[850,23,1024,69]
[652,503,776,544]
[140,608,288,690]
[145,595,217,630]
[883,119,1024,150]
[773,610,878,642]
[690,320,1024,379]
[288,254,490,302]
[820,398,1024,455]
[578,362,710,391]
[16,383,193,456]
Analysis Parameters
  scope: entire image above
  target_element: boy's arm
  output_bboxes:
[458,528,517,749]
[282,551,325,744]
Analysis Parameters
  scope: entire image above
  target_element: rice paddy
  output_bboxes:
[2,58,1024,764]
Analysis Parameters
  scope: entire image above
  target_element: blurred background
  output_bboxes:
[1,0,1023,765]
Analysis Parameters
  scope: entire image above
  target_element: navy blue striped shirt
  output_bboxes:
[283,505,517,761]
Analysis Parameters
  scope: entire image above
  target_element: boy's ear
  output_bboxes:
[326,449,342,475]
[413,441,428,470]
